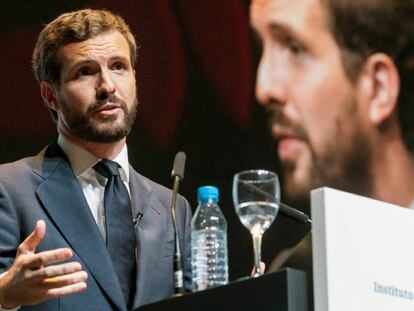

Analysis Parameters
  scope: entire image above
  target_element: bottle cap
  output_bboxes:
[197,186,219,203]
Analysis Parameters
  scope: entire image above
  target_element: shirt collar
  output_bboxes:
[57,134,130,182]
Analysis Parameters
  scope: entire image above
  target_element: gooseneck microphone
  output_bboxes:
[170,151,186,295]
[280,202,312,224]
[246,183,312,225]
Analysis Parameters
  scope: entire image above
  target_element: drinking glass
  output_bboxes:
[232,169,280,277]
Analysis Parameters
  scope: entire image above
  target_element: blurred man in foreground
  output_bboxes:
[251,0,414,211]
[250,0,414,292]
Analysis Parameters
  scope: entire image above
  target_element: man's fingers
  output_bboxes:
[259,261,266,272]
[251,261,266,276]
[29,262,83,281]
[23,248,73,270]
[40,271,88,288]
[17,220,46,255]
[45,281,88,299]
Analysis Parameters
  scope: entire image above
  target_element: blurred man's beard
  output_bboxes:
[267,104,373,207]
[60,94,138,143]
[282,131,373,206]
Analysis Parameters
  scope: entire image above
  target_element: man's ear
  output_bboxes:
[40,81,59,112]
[357,53,400,125]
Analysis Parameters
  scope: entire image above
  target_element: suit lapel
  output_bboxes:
[35,143,126,311]
[129,168,171,307]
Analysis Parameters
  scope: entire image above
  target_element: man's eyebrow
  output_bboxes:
[251,20,304,44]
[67,55,130,68]
[110,55,130,62]
[267,22,300,40]
[65,59,94,71]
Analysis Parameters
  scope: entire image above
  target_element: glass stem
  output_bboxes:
[252,233,263,277]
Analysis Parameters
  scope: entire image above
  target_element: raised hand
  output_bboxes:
[0,220,88,309]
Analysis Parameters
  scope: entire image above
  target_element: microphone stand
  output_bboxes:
[170,152,186,295]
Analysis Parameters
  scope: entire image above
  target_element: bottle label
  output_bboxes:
[174,270,183,288]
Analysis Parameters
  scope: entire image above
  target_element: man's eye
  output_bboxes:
[78,67,92,76]
[113,63,125,71]
[288,40,305,55]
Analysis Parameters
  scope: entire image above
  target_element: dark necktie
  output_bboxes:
[93,160,136,308]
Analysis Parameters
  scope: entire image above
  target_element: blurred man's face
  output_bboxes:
[251,0,372,203]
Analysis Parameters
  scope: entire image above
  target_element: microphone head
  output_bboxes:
[171,151,186,180]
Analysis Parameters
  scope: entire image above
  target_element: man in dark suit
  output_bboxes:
[251,0,414,308]
[0,9,191,310]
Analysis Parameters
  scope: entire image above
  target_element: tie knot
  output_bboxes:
[93,159,120,178]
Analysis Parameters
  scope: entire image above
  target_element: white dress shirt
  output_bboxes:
[58,135,131,241]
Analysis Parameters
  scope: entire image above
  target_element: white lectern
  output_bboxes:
[311,187,414,311]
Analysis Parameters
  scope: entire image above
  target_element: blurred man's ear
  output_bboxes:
[40,81,59,113]
[357,53,400,125]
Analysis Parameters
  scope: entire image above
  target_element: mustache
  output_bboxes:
[88,94,127,113]
[265,104,307,140]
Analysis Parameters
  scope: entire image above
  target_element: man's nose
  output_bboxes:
[96,70,116,98]
[255,51,286,107]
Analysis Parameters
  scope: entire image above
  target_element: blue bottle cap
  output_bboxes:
[197,186,219,203]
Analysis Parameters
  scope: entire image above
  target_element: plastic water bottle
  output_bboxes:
[191,186,228,291]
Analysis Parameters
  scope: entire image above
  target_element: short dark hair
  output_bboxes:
[32,9,138,122]
[32,8,137,85]
[323,0,414,152]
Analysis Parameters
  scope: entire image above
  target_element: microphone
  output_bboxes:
[133,212,144,228]
[280,202,312,225]
[172,151,186,180]
[246,183,312,225]
[170,151,187,295]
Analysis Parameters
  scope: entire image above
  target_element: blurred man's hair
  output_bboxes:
[324,0,414,152]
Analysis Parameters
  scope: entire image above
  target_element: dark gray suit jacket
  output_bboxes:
[0,143,192,310]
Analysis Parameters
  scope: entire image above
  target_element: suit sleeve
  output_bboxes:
[0,182,20,273]
[0,183,22,311]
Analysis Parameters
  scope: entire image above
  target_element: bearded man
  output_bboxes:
[0,9,191,311]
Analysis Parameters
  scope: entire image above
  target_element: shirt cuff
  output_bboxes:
[0,272,21,311]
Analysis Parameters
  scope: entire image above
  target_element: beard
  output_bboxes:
[267,103,373,207]
[59,94,138,143]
